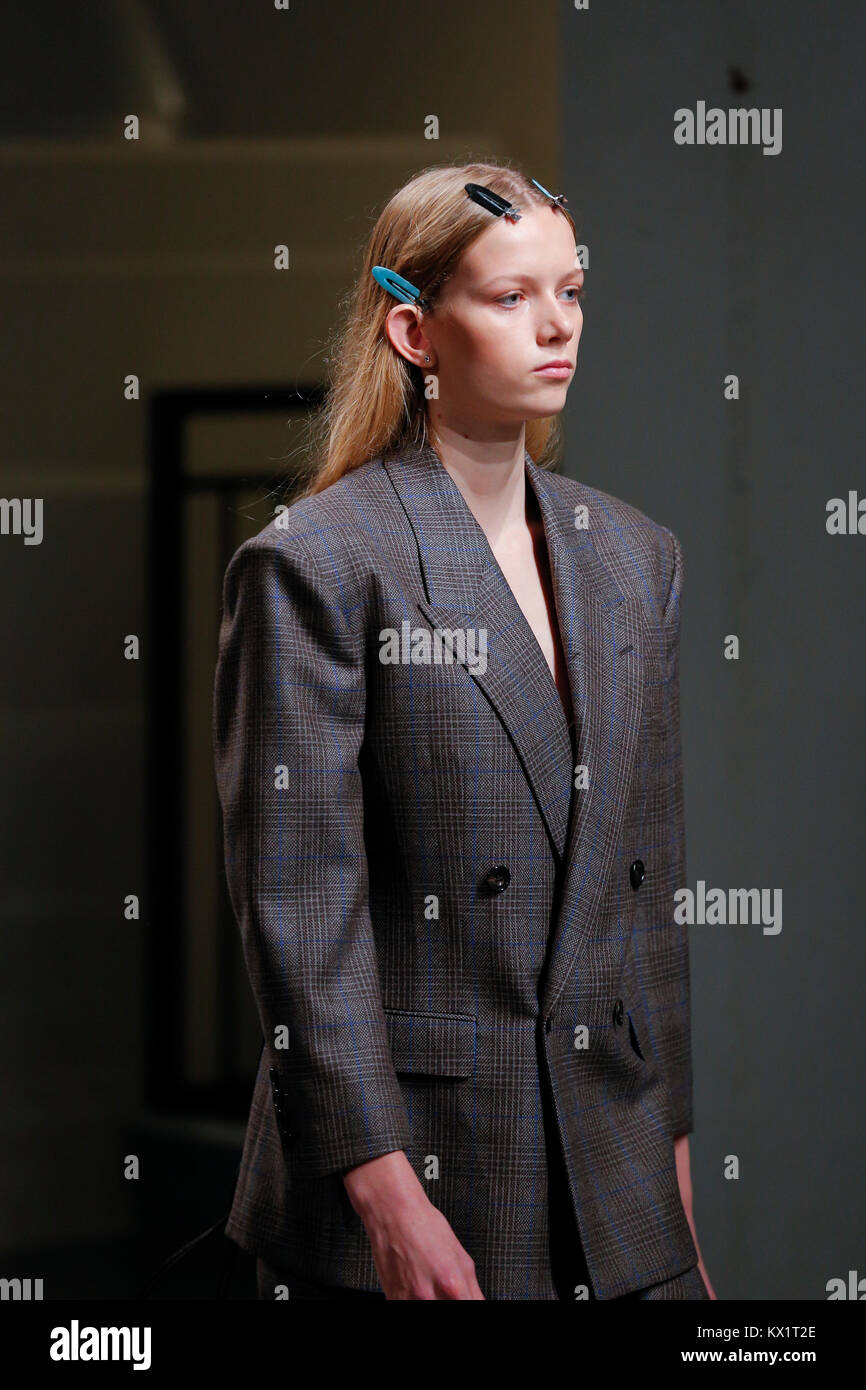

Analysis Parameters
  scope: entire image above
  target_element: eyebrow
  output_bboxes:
[477,267,584,289]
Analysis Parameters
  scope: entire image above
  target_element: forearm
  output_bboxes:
[342,1149,416,1217]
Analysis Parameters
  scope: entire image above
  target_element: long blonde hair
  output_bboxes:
[291,160,578,499]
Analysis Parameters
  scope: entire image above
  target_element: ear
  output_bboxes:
[383,303,434,369]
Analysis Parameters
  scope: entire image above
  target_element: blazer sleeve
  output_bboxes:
[212,531,412,1180]
[641,526,694,1138]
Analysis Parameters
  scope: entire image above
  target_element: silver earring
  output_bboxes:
[424,354,430,363]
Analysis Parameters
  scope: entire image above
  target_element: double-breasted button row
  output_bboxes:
[482,861,643,894]
[269,1066,295,1147]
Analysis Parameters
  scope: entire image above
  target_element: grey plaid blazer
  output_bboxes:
[212,440,699,1300]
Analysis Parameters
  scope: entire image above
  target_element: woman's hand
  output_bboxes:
[343,1150,486,1299]
[674,1132,717,1299]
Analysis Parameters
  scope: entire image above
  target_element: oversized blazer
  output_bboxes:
[212,439,700,1300]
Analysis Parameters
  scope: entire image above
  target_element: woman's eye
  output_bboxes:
[497,286,586,308]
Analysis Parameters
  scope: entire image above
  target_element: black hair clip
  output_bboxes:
[464,183,522,221]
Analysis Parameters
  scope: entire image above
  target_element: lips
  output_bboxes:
[533,360,573,377]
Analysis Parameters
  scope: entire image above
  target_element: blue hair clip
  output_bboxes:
[371,264,431,311]
[530,177,569,209]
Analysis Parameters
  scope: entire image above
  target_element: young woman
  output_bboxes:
[213,161,714,1301]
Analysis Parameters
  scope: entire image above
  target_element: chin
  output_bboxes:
[527,383,571,403]
[523,402,567,422]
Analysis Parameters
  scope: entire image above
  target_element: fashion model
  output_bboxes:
[212,161,714,1301]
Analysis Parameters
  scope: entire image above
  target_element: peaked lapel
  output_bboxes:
[381,441,645,1021]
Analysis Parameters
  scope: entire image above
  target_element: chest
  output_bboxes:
[489,525,574,732]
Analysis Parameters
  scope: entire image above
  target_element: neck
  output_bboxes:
[427,421,528,548]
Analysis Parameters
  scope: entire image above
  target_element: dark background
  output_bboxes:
[0,0,862,1300]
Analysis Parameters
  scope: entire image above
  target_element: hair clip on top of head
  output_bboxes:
[464,183,522,221]
[530,177,569,209]
[464,178,569,221]
[371,265,431,312]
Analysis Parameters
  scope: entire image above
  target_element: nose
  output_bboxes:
[538,295,577,342]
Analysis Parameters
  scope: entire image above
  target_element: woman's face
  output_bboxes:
[420,204,583,433]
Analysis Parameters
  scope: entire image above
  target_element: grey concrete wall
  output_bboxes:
[559,0,865,1298]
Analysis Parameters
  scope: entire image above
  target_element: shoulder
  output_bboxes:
[224,456,391,595]
[542,467,683,614]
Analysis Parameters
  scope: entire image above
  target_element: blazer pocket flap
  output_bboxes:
[383,1009,476,1078]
